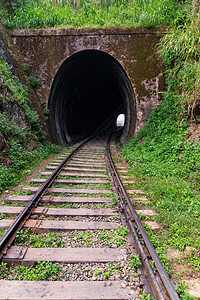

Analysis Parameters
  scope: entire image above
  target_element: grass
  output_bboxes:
[123,94,200,251]
[0,142,62,194]
[0,56,63,194]
[182,249,200,272]
[0,0,191,30]
[122,10,200,283]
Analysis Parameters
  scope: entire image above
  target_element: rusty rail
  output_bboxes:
[0,137,92,258]
[106,137,179,300]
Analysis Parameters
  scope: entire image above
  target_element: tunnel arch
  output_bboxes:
[48,49,136,144]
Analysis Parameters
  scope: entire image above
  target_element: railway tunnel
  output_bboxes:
[48,50,136,144]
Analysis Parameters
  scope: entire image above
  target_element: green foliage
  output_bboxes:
[95,269,103,275]
[129,254,142,269]
[143,224,171,273]
[98,226,129,247]
[112,194,118,205]
[23,63,42,90]
[23,63,31,75]
[0,57,45,142]
[122,11,200,275]
[176,281,196,299]
[123,91,200,180]
[1,0,190,30]
[14,226,129,248]
[0,262,9,279]
[0,229,6,239]
[0,142,62,194]
[0,58,52,197]
[15,229,65,247]
[141,291,155,300]
[0,261,62,280]
[0,57,29,105]
[28,74,42,89]
[103,268,111,279]
[184,249,200,272]
[0,114,28,145]
[123,92,200,251]
[0,213,6,220]
[159,15,200,114]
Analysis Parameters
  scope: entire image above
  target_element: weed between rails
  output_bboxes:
[0,259,142,282]
[0,201,27,207]
[0,213,16,220]
[56,175,109,181]
[0,261,62,281]
[14,226,129,248]
[50,183,112,190]
[43,192,115,199]
[0,224,140,282]
[0,201,116,210]
[35,215,121,222]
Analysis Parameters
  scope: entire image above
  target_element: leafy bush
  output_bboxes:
[0,114,29,145]
[28,74,41,89]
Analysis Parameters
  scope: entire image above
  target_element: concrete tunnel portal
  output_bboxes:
[48,50,136,144]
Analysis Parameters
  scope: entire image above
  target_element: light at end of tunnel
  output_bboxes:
[116,114,125,127]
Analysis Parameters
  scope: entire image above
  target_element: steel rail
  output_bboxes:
[106,137,179,300]
[106,154,166,300]
[0,137,92,257]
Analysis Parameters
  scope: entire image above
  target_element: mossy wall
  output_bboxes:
[11,27,165,139]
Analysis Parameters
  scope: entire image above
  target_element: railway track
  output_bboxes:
[0,137,179,299]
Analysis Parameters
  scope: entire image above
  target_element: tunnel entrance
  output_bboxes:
[48,50,136,144]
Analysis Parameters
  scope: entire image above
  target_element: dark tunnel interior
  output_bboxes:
[48,50,135,144]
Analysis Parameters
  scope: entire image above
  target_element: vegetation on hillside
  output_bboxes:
[0,57,62,193]
[0,58,45,143]
[0,0,191,29]
[123,7,200,289]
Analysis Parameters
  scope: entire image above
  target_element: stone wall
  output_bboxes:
[12,28,165,139]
